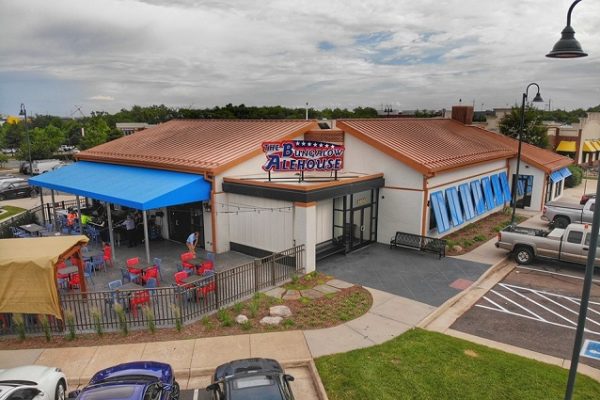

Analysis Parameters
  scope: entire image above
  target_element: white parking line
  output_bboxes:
[476,283,600,336]
[193,389,199,400]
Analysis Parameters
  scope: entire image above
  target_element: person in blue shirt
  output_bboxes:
[186,231,199,255]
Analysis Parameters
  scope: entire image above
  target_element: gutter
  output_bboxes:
[203,173,218,253]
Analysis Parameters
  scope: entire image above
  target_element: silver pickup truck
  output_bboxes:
[495,223,600,265]
[541,198,595,228]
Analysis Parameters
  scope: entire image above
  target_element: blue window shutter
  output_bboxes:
[430,191,450,233]
[499,172,512,202]
[445,187,464,226]
[471,180,485,215]
[560,167,572,178]
[481,177,495,210]
[490,175,503,206]
[458,183,475,220]
[517,180,525,196]
[550,171,562,183]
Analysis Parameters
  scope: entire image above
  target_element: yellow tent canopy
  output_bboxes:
[593,140,600,151]
[556,141,577,153]
[0,235,89,318]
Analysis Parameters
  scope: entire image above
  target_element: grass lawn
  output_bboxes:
[315,329,600,400]
[0,205,26,221]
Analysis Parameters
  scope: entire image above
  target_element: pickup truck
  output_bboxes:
[541,198,595,228]
[495,223,600,265]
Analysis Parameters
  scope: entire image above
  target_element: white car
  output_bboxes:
[0,366,67,400]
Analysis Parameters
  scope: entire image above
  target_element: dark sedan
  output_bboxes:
[206,358,294,400]
[0,180,37,200]
[69,361,180,400]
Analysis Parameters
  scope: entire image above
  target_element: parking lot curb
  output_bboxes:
[417,256,513,331]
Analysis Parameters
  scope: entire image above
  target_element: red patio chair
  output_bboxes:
[103,245,114,268]
[197,260,214,275]
[142,266,159,286]
[130,290,150,317]
[197,279,216,300]
[180,252,195,271]
[174,271,189,287]
[126,257,142,282]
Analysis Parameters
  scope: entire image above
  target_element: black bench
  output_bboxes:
[390,231,446,259]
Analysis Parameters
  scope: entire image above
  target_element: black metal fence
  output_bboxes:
[390,231,446,258]
[0,198,85,237]
[0,245,304,336]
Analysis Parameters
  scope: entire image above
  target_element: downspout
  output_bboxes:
[204,173,218,253]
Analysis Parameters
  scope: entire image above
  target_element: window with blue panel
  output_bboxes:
[430,191,451,233]
[445,187,464,227]
[499,172,512,202]
[490,175,504,207]
[458,183,475,220]
[481,177,495,210]
[470,180,485,215]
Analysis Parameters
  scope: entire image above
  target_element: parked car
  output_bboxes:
[31,160,64,175]
[68,361,179,400]
[0,365,67,400]
[0,179,37,200]
[19,161,30,175]
[495,223,600,265]
[580,192,596,205]
[206,358,295,400]
[542,198,595,228]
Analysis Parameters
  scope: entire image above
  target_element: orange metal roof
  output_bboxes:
[77,119,318,174]
[338,119,572,175]
[337,119,515,174]
[473,127,573,172]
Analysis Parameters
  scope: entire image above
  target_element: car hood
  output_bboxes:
[0,365,57,384]
[79,382,146,400]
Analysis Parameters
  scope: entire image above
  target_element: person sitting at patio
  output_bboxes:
[186,231,199,255]
[66,209,77,232]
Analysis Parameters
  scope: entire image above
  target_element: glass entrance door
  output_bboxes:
[331,189,378,253]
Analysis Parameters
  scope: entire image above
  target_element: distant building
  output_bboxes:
[547,112,600,165]
[116,122,154,136]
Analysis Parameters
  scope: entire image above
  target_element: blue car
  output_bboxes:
[68,361,180,400]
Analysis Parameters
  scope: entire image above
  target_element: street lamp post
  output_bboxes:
[546,2,590,400]
[18,103,33,176]
[510,84,543,225]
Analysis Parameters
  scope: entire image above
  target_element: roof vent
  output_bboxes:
[318,122,331,129]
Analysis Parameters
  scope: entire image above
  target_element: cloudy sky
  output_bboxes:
[0,0,598,117]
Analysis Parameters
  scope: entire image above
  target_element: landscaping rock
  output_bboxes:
[264,287,286,299]
[260,316,282,325]
[269,305,292,318]
[452,245,463,252]
[235,314,248,324]
[314,284,340,295]
[300,289,324,299]
[326,279,354,289]
[282,290,301,301]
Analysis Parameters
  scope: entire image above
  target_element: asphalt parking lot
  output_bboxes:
[452,259,600,369]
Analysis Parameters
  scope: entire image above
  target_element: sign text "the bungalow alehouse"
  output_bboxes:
[262,140,345,172]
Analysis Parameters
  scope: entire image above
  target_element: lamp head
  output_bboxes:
[19,103,26,116]
[546,25,588,58]
[532,92,544,103]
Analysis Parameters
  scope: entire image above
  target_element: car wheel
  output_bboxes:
[170,381,180,400]
[55,380,66,400]
[554,216,570,229]
[514,246,533,265]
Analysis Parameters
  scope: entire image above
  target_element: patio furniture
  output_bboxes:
[197,271,216,300]
[145,278,158,289]
[142,266,159,286]
[108,280,123,290]
[130,290,150,317]
[90,255,106,274]
[103,245,113,269]
[197,260,214,275]
[390,231,446,259]
[174,271,190,287]
[68,261,94,289]
[180,252,195,272]
[120,267,131,283]
[126,257,142,283]
[10,226,29,238]
[152,257,163,280]
[19,223,45,236]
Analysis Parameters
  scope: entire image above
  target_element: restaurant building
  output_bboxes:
[30,106,572,271]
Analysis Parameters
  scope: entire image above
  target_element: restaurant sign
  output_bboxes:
[262,140,345,172]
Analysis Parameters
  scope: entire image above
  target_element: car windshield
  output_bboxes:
[230,375,283,400]
[80,385,141,400]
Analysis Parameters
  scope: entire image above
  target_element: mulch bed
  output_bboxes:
[0,273,372,350]
[444,211,528,256]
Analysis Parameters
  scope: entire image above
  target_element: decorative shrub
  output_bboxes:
[170,304,182,332]
[64,310,76,341]
[113,303,128,336]
[38,314,52,342]
[565,164,583,188]
[90,307,103,337]
[13,313,26,341]
[143,306,156,334]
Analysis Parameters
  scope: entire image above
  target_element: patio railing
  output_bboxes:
[0,198,85,235]
[0,244,304,336]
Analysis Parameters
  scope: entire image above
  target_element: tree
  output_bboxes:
[18,125,65,160]
[79,117,110,150]
[499,106,549,149]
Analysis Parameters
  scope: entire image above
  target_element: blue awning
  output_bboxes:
[29,161,211,210]
[549,170,564,183]
[559,167,572,178]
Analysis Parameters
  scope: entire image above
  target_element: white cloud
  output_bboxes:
[0,0,599,115]
[89,95,115,101]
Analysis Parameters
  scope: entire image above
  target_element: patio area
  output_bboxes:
[75,239,254,292]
